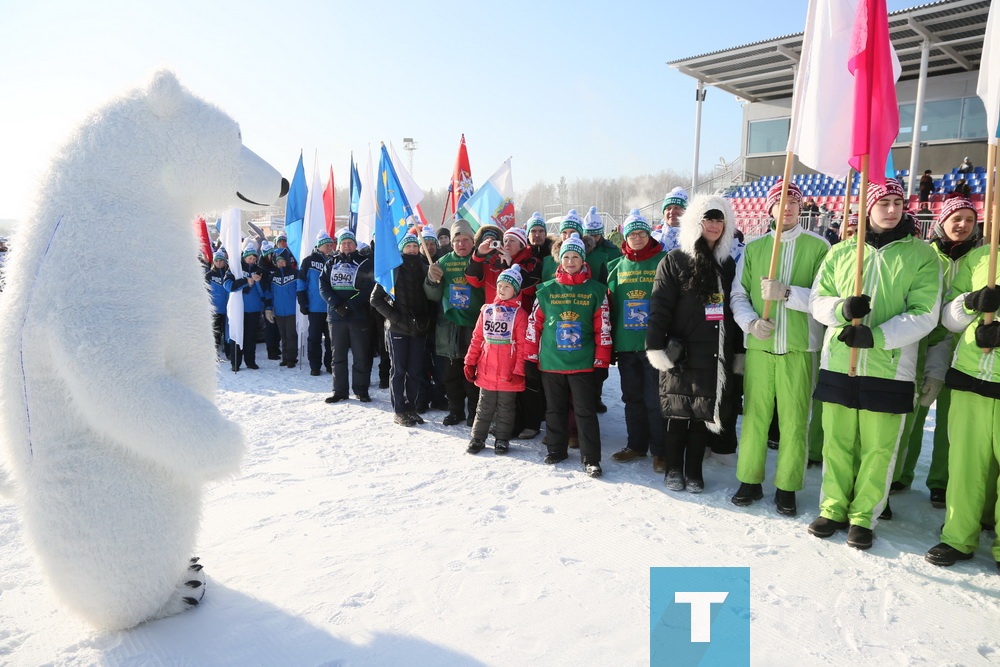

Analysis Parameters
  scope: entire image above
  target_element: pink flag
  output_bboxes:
[848,0,898,184]
[322,166,336,237]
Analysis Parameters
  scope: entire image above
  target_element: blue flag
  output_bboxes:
[349,153,361,234]
[375,145,416,294]
[283,152,307,262]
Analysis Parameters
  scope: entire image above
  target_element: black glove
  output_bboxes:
[334,303,350,318]
[964,286,1000,314]
[841,295,871,321]
[297,294,309,315]
[524,361,540,382]
[974,321,1000,348]
[837,324,875,349]
[299,304,309,315]
[665,337,687,366]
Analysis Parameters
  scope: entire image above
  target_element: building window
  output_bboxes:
[747,118,790,155]
[897,96,987,143]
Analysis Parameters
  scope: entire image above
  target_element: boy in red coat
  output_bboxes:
[465,264,529,455]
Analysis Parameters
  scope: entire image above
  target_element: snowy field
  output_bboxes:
[1,358,999,666]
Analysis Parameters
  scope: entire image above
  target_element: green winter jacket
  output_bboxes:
[606,240,666,353]
[425,251,484,359]
[811,226,942,413]
[941,244,1000,390]
[585,236,622,286]
[731,224,830,354]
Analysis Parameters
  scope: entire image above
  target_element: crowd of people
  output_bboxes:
[203,177,999,569]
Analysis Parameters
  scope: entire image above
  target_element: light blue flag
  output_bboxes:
[349,153,361,234]
[374,145,416,294]
[283,152,307,262]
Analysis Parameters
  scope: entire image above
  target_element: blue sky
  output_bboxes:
[0,0,916,220]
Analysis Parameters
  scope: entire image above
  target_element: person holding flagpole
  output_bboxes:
[297,232,335,376]
[730,181,830,516]
[808,179,942,550]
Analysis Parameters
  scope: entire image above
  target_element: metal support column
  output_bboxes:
[692,81,706,194]
[906,38,931,199]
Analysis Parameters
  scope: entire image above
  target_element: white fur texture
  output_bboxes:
[0,71,283,630]
[646,348,674,372]
[678,193,736,263]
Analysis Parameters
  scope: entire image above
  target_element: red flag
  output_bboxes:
[848,0,898,185]
[193,216,212,263]
[449,134,474,214]
[322,165,336,236]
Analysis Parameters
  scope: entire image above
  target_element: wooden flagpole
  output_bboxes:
[849,155,871,377]
[983,143,997,246]
[840,168,853,239]
[762,153,797,320]
[983,143,1000,352]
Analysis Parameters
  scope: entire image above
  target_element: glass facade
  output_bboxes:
[897,96,987,144]
[747,118,790,155]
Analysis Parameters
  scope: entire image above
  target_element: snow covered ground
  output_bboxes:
[1,359,999,666]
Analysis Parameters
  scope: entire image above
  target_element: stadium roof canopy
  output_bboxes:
[667,0,990,102]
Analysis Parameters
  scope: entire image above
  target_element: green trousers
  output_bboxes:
[892,388,951,490]
[737,350,813,491]
[940,390,1000,559]
[819,403,905,529]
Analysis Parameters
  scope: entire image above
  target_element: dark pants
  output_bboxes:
[233,311,261,369]
[212,312,228,359]
[264,317,281,358]
[472,390,518,442]
[275,315,297,365]
[371,311,391,386]
[307,311,332,373]
[387,331,426,414]
[513,362,546,434]
[417,335,447,409]
[542,372,602,464]
[664,419,709,482]
[330,318,372,397]
[444,326,479,417]
[618,351,665,456]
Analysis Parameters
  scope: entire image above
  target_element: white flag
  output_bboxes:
[389,142,425,228]
[220,208,244,354]
[978,1,999,145]
[296,150,327,357]
[355,144,376,244]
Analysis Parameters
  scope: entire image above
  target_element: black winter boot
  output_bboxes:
[775,489,797,517]
[467,439,486,454]
[494,440,509,456]
[731,482,763,507]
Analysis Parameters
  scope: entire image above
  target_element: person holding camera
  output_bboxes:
[465,224,541,311]
[370,229,436,427]
[233,244,266,370]
[320,228,375,403]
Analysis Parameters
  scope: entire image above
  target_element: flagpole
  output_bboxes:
[982,143,1000,351]
[762,152,796,320]
[983,143,997,241]
[840,168,853,239]
[849,155,871,377]
[439,189,452,227]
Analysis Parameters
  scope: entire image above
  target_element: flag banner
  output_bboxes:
[848,0,900,184]
[389,142,425,210]
[349,154,361,233]
[323,166,336,237]
[450,134,474,214]
[194,216,213,263]
[356,146,376,244]
[300,151,327,264]
[375,144,417,294]
[220,208,244,352]
[457,158,515,231]
[786,0,858,180]
[283,152,307,262]
[978,1,999,144]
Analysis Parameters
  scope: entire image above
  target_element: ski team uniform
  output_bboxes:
[732,223,829,493]
[298,248,333,374]
[607,238,666,458]
[527,264,612,466]
[937,244,1000,560]
[268,249,300,367]
[809,223,942,529]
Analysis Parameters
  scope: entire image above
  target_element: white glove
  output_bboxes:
[264,309,275,324]
[760,278,790,301]
[919,378,944,407]
[747,318,775,340]
[427,263,444,283]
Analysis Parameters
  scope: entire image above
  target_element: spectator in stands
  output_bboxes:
[919,169,934,203]
[824,222,841,245]
[957,156,973,175]
[803,198,820,230]
[953,179,972,198]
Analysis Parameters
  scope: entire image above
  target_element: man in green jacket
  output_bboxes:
[807,178,942,550]
[731,181,830,517]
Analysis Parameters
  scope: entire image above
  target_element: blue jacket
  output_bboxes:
[205,266,235,314]
[319,250,375,322]
[268,265,300,317]
[297,251,329,313]
[240,261,266,313]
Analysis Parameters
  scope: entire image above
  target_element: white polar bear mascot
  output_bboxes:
[0,70,287,630]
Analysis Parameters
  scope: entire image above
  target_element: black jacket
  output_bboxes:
[369,254,435,336]
[645,248,741,430]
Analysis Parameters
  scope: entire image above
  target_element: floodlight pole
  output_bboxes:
[692,81,706,195]
[906,38,931,199]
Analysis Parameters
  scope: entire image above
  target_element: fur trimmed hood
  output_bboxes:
[678,194,736,263]
[550,234,596,261]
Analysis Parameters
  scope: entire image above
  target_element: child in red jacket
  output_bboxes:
[464,264,529,455]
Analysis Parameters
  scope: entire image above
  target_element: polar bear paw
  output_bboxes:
[149,557,206,622]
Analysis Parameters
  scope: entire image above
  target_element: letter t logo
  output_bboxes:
[674,591,729,642]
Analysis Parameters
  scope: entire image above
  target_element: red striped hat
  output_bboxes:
[936,195,977,226]
[865,178,905,219]
[765,181,803,217]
